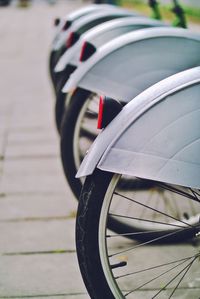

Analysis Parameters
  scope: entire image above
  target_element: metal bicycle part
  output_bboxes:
[76,169,200,299]
[60,88,98,198]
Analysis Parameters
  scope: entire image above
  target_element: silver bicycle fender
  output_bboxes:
[53,7,136,51]
[76,67,200,189]
[52,5,100,44]
[55,17,166,73]
[63,27,200,102]
[66,4,117,21]
[52,4,118,49]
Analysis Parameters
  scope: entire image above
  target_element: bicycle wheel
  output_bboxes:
[76,169,200,299]
[49,45,67,88]
[49,50,56,86]
[54,64,77,133]
[60,88,99,198]
[61,87,200,240]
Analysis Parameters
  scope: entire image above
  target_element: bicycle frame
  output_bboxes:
[76,67,200,189]
[62,27,200,102]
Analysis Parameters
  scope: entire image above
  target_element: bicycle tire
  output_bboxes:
[54,65,77,133]
[60,87,93,198]
[76,169,200,299]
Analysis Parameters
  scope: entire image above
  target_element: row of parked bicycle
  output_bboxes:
[49,1,200,298]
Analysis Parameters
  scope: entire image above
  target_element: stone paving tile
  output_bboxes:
[5,141,59,159]
[0,172,68,194]
[0,162,3,178]
[0,117,10,135]
[1,157,71,194]
[9,102,54,129]
[0,253,86,297]
[9,112,55,132]
[0,218,76,253]
[0,135,5,159]
[0,127,9,159]
[0,1,90,297]
[0,194,77,220]
[3,157,64,175]
[7,127,58,144]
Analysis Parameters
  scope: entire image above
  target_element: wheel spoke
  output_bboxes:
[155,183,200,203]
[116,255,196,279]
[78,170,200,299]
[114,191,194,229]
[190,188,200,202]
[152,256,197,298]
[108,226,196,258]
[85,109,98,119]
[109,212,187,228]
[124,255,197,297]
[107,229,187,238]
[80,126,97,140]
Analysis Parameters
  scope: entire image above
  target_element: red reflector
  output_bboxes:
[79,41,87,62]
[97,96,104,129]
[66,32,74,48]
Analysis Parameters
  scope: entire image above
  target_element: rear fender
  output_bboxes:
[63,27,200,102]
[52,7,136,51]
[76,67,200,189]
[55,17,167,72]
[66,4,117,21]
[52,3,119,49]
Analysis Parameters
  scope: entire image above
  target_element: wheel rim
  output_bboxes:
[99,174,200,298]
[73,92,99,171]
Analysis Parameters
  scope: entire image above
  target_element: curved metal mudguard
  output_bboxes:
[63,27,200,102]
[76,67,200,189]
[66,4,116,21]
[55,17,167,73]
[53,7,137,51]
[52,4,118,48]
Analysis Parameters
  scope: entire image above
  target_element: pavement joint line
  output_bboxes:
[1,249,76,256]
[0,214,76,222]
[0,292,87,298]
[0,191,68,197]
[4,154,59,160]
[8,139,58,145]
[6,126,55,133]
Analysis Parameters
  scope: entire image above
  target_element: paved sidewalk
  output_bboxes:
[0,1,200,299]
[0,1,90,298]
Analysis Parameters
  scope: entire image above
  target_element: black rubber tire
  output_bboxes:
[49,45,67,89]
[76,169,200,299]
[55,91,66,134]
[49,50,56,87]
[0,0,11,5]
[76,169,115,299]
[60,87,92,199]
[54,64,77,133]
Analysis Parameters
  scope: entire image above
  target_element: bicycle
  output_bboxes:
[76,66,200,298]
